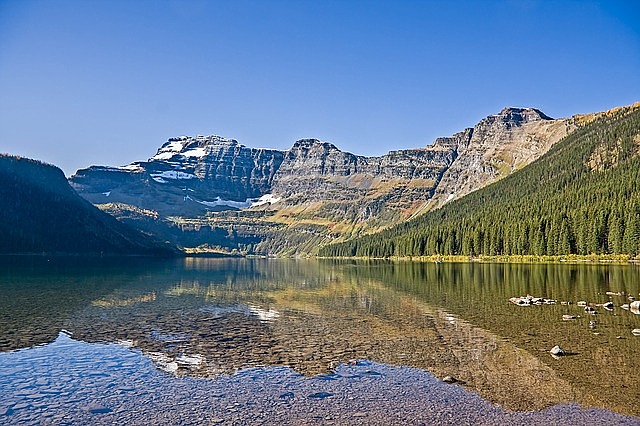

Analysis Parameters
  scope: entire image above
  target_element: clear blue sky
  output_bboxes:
[1,0,639,176]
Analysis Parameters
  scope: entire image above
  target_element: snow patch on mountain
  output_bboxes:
[152,141,185,161]
[197,197,253,209]
[118,164,144,172]
[150,171,196,180]
[182,147,207,158]
[251,194,281,207]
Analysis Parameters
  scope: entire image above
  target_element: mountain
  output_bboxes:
[319,103,640,258]
[0,155,178,256]
[70,135,285,217]
[424,107,572,210]
[68,107,595,255]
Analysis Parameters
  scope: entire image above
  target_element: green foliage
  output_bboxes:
[320,107,640,258]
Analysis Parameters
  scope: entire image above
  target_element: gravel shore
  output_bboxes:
[1,334,638,425]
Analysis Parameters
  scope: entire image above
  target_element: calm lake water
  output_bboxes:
[1,257,639,425]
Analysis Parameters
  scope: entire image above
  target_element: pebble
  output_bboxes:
[278,392,294,400]
[308,392,333,399]
[85,403,112,414]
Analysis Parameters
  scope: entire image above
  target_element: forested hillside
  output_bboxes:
[0,155,178,256]
[320,105,640,258]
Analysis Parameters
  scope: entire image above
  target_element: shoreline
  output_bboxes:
[316,254,640,264]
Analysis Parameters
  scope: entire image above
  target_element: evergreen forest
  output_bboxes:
[0,155,177,255]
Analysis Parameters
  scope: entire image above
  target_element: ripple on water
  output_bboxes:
[0,333,638,425]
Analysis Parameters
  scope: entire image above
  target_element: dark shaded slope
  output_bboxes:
[0,155,179,255]
[320,105,640,258]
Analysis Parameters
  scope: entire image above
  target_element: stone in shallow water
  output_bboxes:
[550,345,565,356]
[85,403,112,414]
[308,392,333,399]
[279,392,295,400]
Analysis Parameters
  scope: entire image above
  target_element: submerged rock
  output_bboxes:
[509,295,556,306]
[442,376,462,384]
[308,392,333,399]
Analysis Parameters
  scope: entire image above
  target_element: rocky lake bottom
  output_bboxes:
[1,257,639,424]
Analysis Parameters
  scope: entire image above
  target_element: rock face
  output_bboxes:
[70,135,460,219]
[68,107,580,254]
[426,108,572,210]
[270,139,458,220]
[71,135,285,216]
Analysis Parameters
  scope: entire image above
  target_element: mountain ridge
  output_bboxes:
[68,105,616,255]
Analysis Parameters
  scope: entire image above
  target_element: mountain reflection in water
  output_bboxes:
[1,257,639,416]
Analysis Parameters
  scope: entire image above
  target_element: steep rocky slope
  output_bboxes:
[424,108,574,211]
[69,106,595,255]
[71,135,284,217]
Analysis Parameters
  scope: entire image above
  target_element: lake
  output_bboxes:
[1,257,639,425]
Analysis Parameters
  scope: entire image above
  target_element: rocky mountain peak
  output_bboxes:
[151,135,239,162]
[425,106,570,211]
[469,107,553,135]
[289,139,340,153]
[497,107,553,123]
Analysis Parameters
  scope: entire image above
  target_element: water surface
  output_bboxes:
[1,257,639,424]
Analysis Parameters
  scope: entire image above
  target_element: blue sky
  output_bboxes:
[1,0,638,176]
